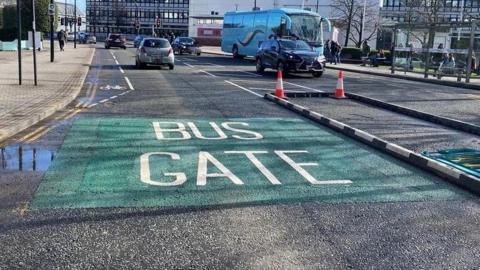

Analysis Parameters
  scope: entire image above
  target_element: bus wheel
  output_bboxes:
[232,45,243,59]
[256,58,265,73]
[232,45,239,59]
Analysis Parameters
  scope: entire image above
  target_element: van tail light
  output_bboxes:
[168,48,173,56]
[140,46,146,53]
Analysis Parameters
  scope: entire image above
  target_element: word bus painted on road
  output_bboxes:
[32,117,465,209]
[141,121,352,187]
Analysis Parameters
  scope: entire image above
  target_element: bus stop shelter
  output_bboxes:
[385,21,479,83]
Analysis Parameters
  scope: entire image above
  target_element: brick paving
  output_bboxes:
[0,42,95,142]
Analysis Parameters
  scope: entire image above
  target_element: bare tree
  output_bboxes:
[349,0,380,47]
[331,0,380,47]
[401,0,445,48]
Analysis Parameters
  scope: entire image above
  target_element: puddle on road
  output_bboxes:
[0,145,55,172]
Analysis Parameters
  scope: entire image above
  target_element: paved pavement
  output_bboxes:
[1,46,480,269]
[202,46,480,88]
[0,43,95,143]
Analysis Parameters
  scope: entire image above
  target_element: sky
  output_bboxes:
[63,0,86,13]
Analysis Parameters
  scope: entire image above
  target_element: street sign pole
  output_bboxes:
[466,21,476,83]
[32,0,38,86]
[49,1,55,62]
[16,0,22,85]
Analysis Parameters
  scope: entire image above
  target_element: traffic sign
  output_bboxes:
[31,118,469,209]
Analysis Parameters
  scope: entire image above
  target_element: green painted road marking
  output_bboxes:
[423,148,480,178]
[32,118,471,209]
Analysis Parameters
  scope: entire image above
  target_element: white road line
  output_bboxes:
[88,103,99,108]
[199,70,217,77]
[225,80,263,98]
[284,81,323,92]
[110,95,118,99]
[99,98,109,103]
[182,58,198,62]
[115,59,120,65]
[206,63,226,68]
[124,77,135,90]
[249,87,274,91]
[229,79,272,83]
[240,71,262,77]
[119,66,125,73]
[118,92,128,96]
[184,63,216,77]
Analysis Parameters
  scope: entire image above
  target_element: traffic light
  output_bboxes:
[77,17,82,26]
[135,20,140,30]
[60,17,65,25]
[156,17,161,28]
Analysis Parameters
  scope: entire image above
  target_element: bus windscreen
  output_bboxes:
[289,14,322,46]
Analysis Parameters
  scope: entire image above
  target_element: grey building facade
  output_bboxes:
[86,0,189,39]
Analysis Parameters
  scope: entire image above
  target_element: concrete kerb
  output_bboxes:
[345,92,480,137]
[327,65,480,91]
[0,48,96,144]
[264,93,480,195]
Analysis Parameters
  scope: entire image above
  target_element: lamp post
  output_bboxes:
[134,0,139,35]
[64,0,67,31]
[360,0,367,45]
[74,0,77,48]
[32,0,38,85]
[50,0,54,62]
[16,0,22,85]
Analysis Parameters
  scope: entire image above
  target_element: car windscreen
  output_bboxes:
[109,34,121,39]
[143,39,170,48]
[279,40,312,51]
[179,38,193,43]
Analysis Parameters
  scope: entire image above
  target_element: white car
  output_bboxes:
[66,33,79,41]
[135,38,175,70]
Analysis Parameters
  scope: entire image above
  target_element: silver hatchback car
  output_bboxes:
[135,38,175,69]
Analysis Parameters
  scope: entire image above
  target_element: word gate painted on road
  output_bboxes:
[140,121,352,187]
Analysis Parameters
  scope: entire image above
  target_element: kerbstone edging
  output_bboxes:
[345,92,480,136]
[0,48,96,143]
[327,65,480,91]
[264,93,480,195]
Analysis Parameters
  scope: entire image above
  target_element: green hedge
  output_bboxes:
[339,47,392,61]
[340,47,362,60]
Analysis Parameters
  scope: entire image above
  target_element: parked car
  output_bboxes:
[87,35,97,44]
[105,33,127,49]
[66,33,78,41]
[135,38,174,69]
[255,38,325,77]
[133,35,145,48]
[171,37,201,56]
[79,33,96,44]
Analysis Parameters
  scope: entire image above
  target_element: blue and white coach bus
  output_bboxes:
[221,8,331,58]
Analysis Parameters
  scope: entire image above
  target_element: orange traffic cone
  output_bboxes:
[275,70,287,99]
[335,70,346,99]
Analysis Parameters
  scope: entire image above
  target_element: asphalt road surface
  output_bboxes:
[1,45,480,269]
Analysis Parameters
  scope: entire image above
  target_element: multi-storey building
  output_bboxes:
[86,0,189,39]
[380,0,479,23]
[379,0,480,48]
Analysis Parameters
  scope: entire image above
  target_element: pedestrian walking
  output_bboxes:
[362,41,371,57]
[324,39,331,64]
[57,30,66,51]
[330,41,342,65]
